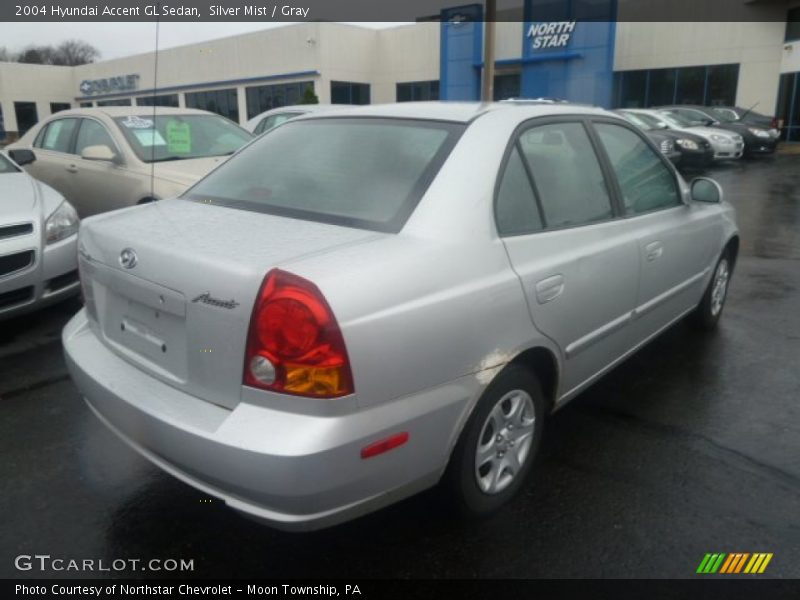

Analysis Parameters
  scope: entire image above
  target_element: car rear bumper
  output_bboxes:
[0,233,79,321]
[63,309,479,531]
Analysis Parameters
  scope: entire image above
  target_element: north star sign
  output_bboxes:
[527,21,577,50]
[79,74,140,96]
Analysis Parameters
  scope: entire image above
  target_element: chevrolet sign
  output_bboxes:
[79,74,140,96]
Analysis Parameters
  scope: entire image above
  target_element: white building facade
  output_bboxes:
[1,2,799,141]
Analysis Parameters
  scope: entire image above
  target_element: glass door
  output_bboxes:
[776,72,800,142]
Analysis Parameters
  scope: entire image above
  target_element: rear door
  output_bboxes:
[26,117,80,201]
[590,119,720,338]
[498,118,642,396]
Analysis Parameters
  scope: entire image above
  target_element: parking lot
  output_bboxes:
[2,154,799,579]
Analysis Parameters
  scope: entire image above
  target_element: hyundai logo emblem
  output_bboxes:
[119,248,138,269]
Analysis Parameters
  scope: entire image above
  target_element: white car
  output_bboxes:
[627,109,744,160]
[0,152,79,321]
[7,107,253,218]
[245,104,342,135]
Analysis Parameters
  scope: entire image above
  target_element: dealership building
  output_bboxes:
[1,0,799,141]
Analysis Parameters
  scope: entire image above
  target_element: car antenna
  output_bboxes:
[740,101,759,121]
[149,6,161,199]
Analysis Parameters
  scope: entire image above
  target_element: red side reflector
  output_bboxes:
[360,432,409,459]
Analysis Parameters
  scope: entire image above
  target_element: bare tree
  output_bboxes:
[16,45,57,64]
[0,47,11,62]
[12,40,100,66]
[53,40,100,66]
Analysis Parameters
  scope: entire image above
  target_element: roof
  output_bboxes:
[48,106,213,119]
[302,101,614,124]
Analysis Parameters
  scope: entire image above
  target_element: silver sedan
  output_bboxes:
[63,102,738,530]
[1,152,79,321]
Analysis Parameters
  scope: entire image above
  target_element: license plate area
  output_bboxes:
[92,262,189,383]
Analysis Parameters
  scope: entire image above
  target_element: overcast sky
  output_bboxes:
[0,22,401,61]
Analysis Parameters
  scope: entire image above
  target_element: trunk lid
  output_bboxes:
[79,198,382,409]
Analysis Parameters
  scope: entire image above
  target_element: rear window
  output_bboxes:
[184,118,464,232]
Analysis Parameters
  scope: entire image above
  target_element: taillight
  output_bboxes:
[244,269,354,398]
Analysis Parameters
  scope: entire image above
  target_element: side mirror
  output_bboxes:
[8,148,36,166]
[691,177,723,204]
[81,144,119,164]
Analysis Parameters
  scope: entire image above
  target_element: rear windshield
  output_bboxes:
[619,111,651,130]
[113,114,253,163]
[657,111,693,128]
[709,107,738,123]
[184,118,465,232]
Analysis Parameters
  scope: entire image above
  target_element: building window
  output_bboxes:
[494,73,521,101]
[616,70,647,108]
[786,7,800,42]
[14,102,38,136]
[396,81,440,102]
[646,68,676,106]
[674,67,705,105]
[614,64,739,108]
[50,102,71,114]
[245,81,314,119]
[96,98,132,107]
[705,64,739,106]
[185,88,239,122]
[776,72,800,142]
[331,81,370,105]
[136,94,179,107]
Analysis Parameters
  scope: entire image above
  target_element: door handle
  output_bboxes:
[534,274,564,304]
[645,241,663,262]
[66,164,78,173]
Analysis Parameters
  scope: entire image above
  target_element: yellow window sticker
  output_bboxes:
[166,120,191,154]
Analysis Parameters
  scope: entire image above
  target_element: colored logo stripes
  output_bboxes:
[697,553,773,574]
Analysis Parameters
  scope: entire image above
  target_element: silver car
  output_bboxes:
[244,104,341,135]
[630,109,744,160]
[64,102,738,530]
[1,152,79,320]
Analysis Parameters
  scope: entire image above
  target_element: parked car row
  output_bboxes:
[1,106,254,320]
[4,100,735,531]
[615,104,778,170]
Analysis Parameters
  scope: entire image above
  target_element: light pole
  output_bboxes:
[481,0,497,102]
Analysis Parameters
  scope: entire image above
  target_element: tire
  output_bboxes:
[690,249,732,331]
[444,363,546,516]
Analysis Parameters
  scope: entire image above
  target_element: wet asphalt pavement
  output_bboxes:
[1,155,799,580]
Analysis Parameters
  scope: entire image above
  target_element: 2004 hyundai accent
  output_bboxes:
[64,102,738,530]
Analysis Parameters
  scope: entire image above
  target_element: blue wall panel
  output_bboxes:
[439,4,483,101]
[520,20,616,107]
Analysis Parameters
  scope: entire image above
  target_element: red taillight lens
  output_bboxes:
[244,269,354,398]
